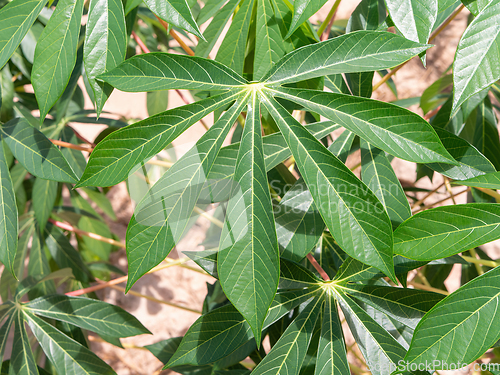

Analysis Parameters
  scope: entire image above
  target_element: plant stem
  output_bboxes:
[155,16,196,56]
[444,177,457,205]
[373,4,465,92]
[66,258,203,296]
[411,182,445,209]
[50,139,93,152]
[412,188,471,213]
[131,30,150,53]
[476,187,500,201]
[50,218,125,248]
[461,255,499,269]
[306,253,331,281]
[468,249,485,275]
[428,4,465,43]
[318,0,341,37]
[408,281,449,295]
[103,282,202,314]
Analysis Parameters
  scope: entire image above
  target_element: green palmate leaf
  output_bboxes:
[126,96,247,290]
[252,295,324,375]
[286,0,327,39]
[195,0,239,58]
[470,97,500,171]
[32,0,84,121]
[196,0,226,24]
[165,287,320,367]
[347,0,386,33]
[274,129,353,262]
[361,140,411,229]
[262,31,430,85]
[275,178,324,262]
[334,256,382,282]
[26,295,150,337]
[385,0,437,45]
[99,53,246,92]
[261,93,396,281]
[0,312,14,364]
[1,118,78,183]
[215,0,254,74]
[77,91,239,187]
[0,0,48,70]
[84,0,127,116]
[27,233,56,300]
[0,142,17,277]
[206,121,339,203]
[218,93,279,345]
[405,266,500,367]
[270,87,458,165]
[345,284,445,330]
[24,311,116,375]
[462,0,491,15]
[143,0,203,39]
[45,222,91,283]
[314,293,349,375]
[452,1,500,115]
[254,0,287,80]
[394,203,500,261]
[10,312,39,375]
[32,178,58,232]
[458,171,500,189]
[426,127,496,180]
[337,291,409,375]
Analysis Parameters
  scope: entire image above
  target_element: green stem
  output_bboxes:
[461,255,499,269]
[317,0,341,36]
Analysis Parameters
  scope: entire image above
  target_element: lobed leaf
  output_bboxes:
[99,53,247,92]
[426,127,496,180]
[32,0,84,121]
[452,1,500,115]
[361,140,411,229]
[218,93,279,344]
[394,203,500,261]
[0,141,17,277]
[385,0,437,45]
[84,0,127,115]
[1,118,78,183]
[261,93,396,281]
[457,171,500,189]
[252,295,324,375]
[10,312,39,375]
[254,0,287,80]
[142,0,203,39]
[271,87,458,165]
[77,91,239,187]
[314,293,349,375]
[24,311,116,375]
[262,31,430,86]
[26,294,150,337]
[165,287,320,368]
[0,0,48,70]
[345,284,445,330]
[126,96,248,290]
[405,266,500,367]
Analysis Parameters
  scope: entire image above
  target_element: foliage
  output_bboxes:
[1,0,500,374]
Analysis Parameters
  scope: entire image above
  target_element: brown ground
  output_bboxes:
[68,2,499,374]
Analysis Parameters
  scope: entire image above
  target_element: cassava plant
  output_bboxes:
[1,0,500,373]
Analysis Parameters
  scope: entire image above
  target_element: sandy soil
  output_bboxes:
[65,2,500,374]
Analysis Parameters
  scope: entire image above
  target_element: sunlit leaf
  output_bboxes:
[394,203,500,261]
[218,93,279,344]
[32,0,84,121]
